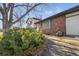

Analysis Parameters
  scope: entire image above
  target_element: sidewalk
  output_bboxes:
[42,35,79,56]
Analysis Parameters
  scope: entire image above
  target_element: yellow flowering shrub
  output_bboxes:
[0,28,44,55]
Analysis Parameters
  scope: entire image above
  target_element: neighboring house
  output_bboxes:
[35,5,79,36]
[26,17,40,29]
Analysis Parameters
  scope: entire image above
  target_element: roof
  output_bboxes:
[35,5,79,24]
[26,17,41,23]
[32,17,41,20]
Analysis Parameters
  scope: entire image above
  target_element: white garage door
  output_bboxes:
[66,15,79,35]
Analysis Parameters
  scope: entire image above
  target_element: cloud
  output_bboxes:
[44,11,53,14]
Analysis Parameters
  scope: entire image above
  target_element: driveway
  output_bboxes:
[42,35,79,56]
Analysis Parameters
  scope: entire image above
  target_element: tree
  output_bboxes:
[0,3,41,35]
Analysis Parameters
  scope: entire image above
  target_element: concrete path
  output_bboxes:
[42,35,79,56]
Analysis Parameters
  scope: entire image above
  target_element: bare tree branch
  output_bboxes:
[0,5,3,13]
[14,5,27,7]
[12,3,41,25]
[6,3,12,13]
[8,4,14,23]
[13,4,31,8]
[13,13,19,19]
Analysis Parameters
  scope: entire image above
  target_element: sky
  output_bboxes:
[35,3,79,19]
[0,3,79,29]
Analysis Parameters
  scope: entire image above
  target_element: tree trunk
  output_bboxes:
[3,19,9,35]
[2,13,9,35]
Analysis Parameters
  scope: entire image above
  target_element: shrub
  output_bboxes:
[0,32,3,41]
[0,28,44,55]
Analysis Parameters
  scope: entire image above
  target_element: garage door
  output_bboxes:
[66,15,79,35]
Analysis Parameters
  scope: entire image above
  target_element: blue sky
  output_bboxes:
[35,3,79,19]
[0,3,79,29]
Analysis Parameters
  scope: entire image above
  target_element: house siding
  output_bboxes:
[66,11,79,36]
[41,20,50,30]
[36,22,42,31]
[41,20,51,34]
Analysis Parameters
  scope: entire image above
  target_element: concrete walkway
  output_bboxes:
[42,35,79,56]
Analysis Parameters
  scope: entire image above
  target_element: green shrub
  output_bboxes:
[0,32,3,41]
[0,28,44,55]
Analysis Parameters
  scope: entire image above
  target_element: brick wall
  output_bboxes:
[51,16,65,35]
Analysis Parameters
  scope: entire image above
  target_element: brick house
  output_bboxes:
[35,5,79,36]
